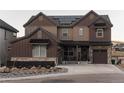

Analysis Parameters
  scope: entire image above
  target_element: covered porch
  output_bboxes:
[59,41,90,64]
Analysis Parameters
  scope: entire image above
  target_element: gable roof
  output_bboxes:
[23,12,57,27]
[23,10,112,27]
[71,10,99,26]
[88,16,113,27]
[0,19,19,32]
[11,27,59,43]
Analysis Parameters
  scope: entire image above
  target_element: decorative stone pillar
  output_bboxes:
[88,46,93,64]
[107,47,112,64]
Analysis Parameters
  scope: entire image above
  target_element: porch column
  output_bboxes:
[76,45,78,63]
[88,46,92,64]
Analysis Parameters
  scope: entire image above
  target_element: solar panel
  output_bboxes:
[49,16,85,26]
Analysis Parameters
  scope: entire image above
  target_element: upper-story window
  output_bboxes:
[79,28,84,36]
[96,28,104,38]
[13,32,17,37]
[62,28,68,39]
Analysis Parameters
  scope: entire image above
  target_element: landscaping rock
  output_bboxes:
[41,67,47,70]
[21,67,28,70]
[0,66,68,78]
[30,66,38,73]
[37,68,46,73]
[10,67,19,73]
[0,66,7,73]
[4,67,10,73]
[37,65,41,69]
[30,66,37,70]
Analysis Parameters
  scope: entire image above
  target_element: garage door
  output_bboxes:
[93,50,107,64]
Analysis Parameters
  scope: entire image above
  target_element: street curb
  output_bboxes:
[0,72,68,82]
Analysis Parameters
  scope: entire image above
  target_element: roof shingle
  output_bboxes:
[24,11,112,27]
[0,19,19,32]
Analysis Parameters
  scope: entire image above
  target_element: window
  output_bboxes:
[13,33,17,37]
[63,47,75,61]
[96,28,104,38]
[64,47,74,57]
[79,28,84,36]
[62,28,68,39]
[32,45,46,57]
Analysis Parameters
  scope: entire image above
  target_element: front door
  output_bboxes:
[78,47,89,61]
[63,46,76,61]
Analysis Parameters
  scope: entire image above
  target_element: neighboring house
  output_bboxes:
[9,10,113,66]
[0,19,18,66]
[113,44,124,51]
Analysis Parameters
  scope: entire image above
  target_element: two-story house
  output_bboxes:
[9,10,113,66]
[0,19,18,66]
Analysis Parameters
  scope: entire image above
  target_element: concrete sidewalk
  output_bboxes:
[0,64,123,82]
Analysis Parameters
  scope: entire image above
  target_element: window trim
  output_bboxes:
[96,28,104,38]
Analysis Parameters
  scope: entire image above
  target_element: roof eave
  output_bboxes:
[0,26,19,33]
[23,12,57,27]
[88,16,113,27]
[11,27,59,44]
[72,10,99,27]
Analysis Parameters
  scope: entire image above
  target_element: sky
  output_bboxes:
[0,10,123,41]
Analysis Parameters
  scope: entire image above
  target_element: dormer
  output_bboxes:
[89,16,113,42]
[89,16,113,28]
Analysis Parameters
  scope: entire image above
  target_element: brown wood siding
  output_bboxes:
[71,13,98,41]
[47,44,57,57]
[10,30,57,58]
[72,26,89,41]
[89,26,111,42]
[10,38,32,57]
[57,28,73,40]
[89,17,112,42]
[25,16,57,37]
[76,13,98,26]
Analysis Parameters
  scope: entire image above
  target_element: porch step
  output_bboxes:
[62,61,89,64]
[79,61,89,64]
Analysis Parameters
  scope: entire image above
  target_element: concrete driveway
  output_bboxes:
[58,64,123,75]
